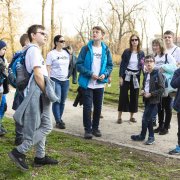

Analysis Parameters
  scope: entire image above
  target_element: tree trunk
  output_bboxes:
[50,0,55,50]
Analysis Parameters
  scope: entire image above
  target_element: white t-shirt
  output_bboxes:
[88,46,104,89]
[155,54,176,69]
[46,49,70,81]
[127,52,138,70]
[25,44,48,76]
[144,73,150,93]
[167,45,180,63]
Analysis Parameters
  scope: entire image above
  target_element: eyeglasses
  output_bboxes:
[164,36,172,39]
[36,32,47,36]
[58,40,65,43]
[131,39,138,42]
[145,60,154,63]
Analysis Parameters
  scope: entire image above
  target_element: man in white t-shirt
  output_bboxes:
[9,25,58,171]
[164,30,180,64]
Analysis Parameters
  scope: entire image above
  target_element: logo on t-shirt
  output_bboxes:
[57,56,68,60]
[93,53,102,59]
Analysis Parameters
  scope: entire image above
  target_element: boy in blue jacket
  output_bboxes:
[76,26,113,139]
[169,68,180,154]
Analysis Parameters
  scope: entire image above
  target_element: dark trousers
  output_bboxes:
[118,75,139,112]
[141,102,158,138]
[178,112,180,146]
[158,95,172,130]
[15,122,23,142]
[82,88,104,132]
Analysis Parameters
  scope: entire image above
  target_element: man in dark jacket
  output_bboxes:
[131,55,164,145]
[169,68,180,154]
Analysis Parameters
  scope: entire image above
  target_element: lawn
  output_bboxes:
[0,117,180,179]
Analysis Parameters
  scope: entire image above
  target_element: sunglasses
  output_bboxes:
[36,32,47,36]
[131,39,138,42]
[145,60,154,63]
[58,40,65,43]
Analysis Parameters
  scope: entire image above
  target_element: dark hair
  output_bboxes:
[27,24,45,42]
[129,34,141,52]
[19,33,29,47]
[152,38,165,57]
[53,35,63,49]
[92,26,105,35]
[144,54,155,62]
[164,30,174,37]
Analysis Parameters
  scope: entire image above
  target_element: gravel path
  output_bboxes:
[6,89,180,159]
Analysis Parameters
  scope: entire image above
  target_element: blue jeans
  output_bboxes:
[82,88,104,132]
[51,78,69,123]
[140,101,158,138]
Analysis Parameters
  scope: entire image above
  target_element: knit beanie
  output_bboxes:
[0,40,7,50]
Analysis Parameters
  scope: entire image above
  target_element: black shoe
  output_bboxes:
[153,121,157,127]
[154,127,161,133]
[159,128,168,135]
[34,156,59,167]
[61,120,65,125]
[56,122,66,129]
[14,139,23,146]
[8,148,28,171]
[92,129,102,137]
[84,131,93,139]
[131,134,145,141]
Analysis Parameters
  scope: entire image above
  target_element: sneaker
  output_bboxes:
[61,120,65,125]
[56,122,66,129]
[84,131,93,139]
[159,128,168,135]
[130,118,137,123]
[145,137,155,145]
[169,145,180,155]
[92,129,102,137]
[0,129,6,136]
[8,148,28,171]
[131,135,145,141]
[154,127,161,133]
[117,118,122,124]
[34,156,59,167]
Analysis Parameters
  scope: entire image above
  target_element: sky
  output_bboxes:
[20,0,105,36]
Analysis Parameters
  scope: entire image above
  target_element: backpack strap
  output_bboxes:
[171,46,178,55]
[165,54,168,64]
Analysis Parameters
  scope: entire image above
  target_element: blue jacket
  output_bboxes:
[76,40,113,89]
[119,48,145,77]
[171,68,180,112]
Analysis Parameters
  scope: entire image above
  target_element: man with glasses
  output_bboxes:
[131,55,164,145]
[8,24,58,171]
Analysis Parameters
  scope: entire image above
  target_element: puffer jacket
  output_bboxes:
[142,69,165,104]
[171,68,180,112]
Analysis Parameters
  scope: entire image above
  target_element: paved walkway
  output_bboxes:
[6,89,180,159]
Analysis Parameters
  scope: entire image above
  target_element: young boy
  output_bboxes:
[169,68,180,154]
[131,55,164,145]
[76,26,113,139]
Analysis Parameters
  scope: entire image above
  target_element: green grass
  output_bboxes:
[1,117,180,179]
[68,66,144,107]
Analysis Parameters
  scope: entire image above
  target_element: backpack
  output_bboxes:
[8,46,33,91]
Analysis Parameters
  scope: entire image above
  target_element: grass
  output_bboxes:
[68,66,144,107]
[0,117,180,179]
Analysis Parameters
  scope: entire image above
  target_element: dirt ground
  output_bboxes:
[6,88,180,160]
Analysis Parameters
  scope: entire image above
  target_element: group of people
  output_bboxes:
[0,24,180,172]
[118,31,180,154]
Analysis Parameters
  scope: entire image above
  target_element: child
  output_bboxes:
[169,68,180,154]
[0,40,8,136]
[131,55,164,145]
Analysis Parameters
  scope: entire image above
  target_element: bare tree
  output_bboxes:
[50,0,55,49]
[153,0,170,38]
[107,0,145,53]
[42,0,47,57]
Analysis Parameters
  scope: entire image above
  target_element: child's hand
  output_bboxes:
[144,93,151,98]
[140,90,145,96]
[119,77,123,86]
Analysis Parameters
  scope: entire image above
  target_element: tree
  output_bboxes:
[50,0,55,49]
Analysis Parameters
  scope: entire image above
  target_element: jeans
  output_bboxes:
[178,112,180,146]
[82,88,104,132]
[51,78,69,123]
[140,101,158,138]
